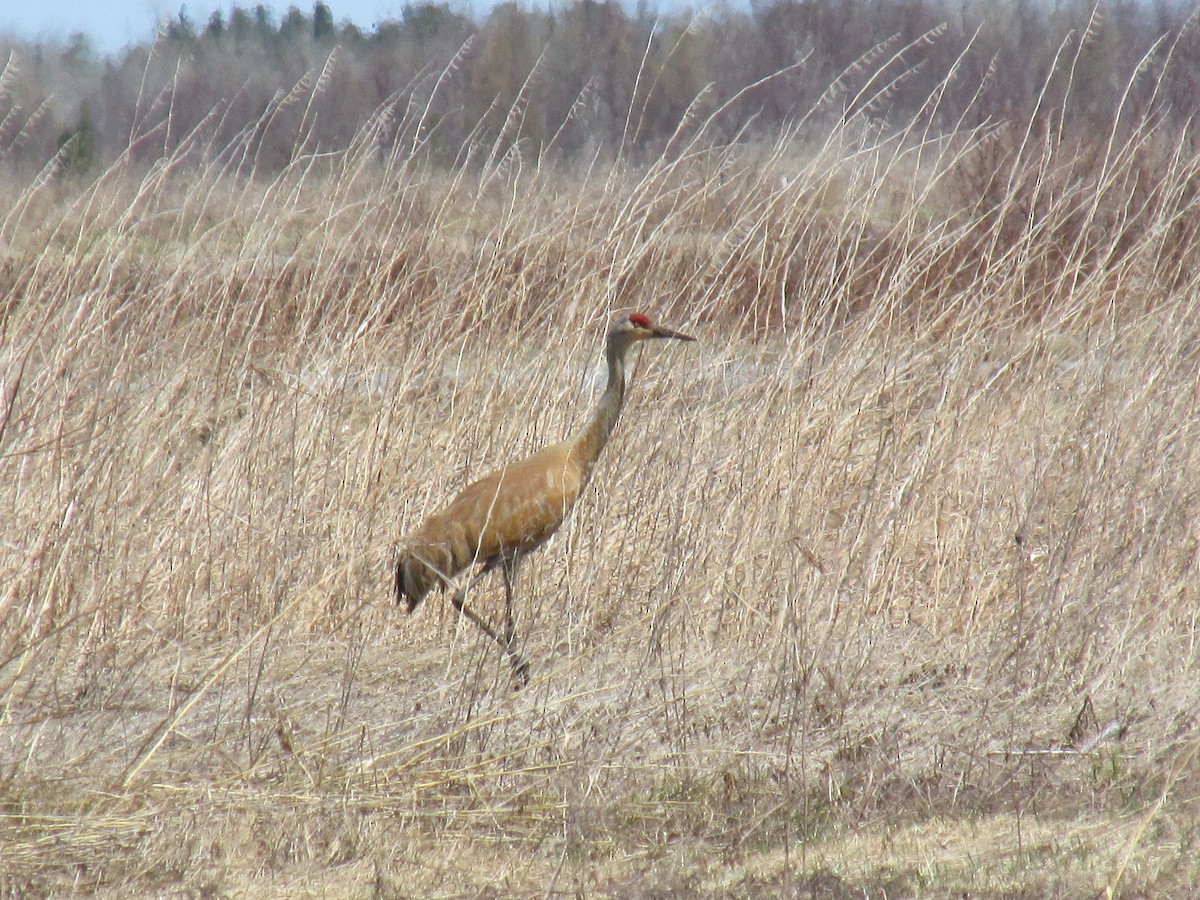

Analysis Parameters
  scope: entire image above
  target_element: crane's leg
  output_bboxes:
[501,557,530,684]
[448,561,530,686]
[448,569,504,646]
[501,555,521,644]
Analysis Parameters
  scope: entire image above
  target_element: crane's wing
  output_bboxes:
[403,441,585,588]
[442,442,583,562]
[396,442,583,612]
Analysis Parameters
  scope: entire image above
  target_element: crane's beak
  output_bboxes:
[648,324,697,342]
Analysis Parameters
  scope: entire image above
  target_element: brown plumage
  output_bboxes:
[395,312,697,682]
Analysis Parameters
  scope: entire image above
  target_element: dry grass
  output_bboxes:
[3,64,1200,898]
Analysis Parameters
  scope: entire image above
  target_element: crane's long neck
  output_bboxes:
[570,334,630,485]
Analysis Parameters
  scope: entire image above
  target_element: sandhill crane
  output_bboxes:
[395,312,697,682]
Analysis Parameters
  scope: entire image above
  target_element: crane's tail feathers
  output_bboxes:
[394,545,452,614]
[394,560,419,613]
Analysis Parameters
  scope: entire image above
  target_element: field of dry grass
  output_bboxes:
[4,76,1200,897]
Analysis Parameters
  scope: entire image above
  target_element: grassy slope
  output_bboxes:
[3,106,1200,897]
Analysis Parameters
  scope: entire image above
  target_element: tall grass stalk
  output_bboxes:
[2,45,1200,895]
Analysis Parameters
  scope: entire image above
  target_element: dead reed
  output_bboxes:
[2,47,1200,896]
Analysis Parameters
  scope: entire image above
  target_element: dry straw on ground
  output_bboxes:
[2,51,1200,897]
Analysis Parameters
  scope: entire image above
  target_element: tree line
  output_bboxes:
[2,0,1199,174]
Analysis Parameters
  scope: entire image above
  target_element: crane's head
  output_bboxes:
[611,312,697,351]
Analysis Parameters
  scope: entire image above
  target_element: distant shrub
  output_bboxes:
[55,104,96,177]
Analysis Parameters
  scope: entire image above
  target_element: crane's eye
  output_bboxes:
[629,313,652,328]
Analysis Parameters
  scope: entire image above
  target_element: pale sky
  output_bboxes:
[0,0,434,55]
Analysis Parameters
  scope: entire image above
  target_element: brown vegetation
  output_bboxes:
[3,13,1200,897]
